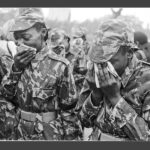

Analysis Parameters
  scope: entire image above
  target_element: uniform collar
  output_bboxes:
[34,46,49,61]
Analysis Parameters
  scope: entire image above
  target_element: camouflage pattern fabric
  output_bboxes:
[79,55,150,141]
[0,40,17,58]
[2,19,15,41]
[78,19,150,141]
[48,28,70,57]
[1,46,82,140]
[10,8,45,32]
[70,31,90,109]
[0,50,19,140]
[0,98,19,140]
[135,49,147,62]
[89,19,137,63]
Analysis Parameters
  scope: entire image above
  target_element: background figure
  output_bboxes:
[0,18,18,140]
[0,46,18,140]
[70,26,91,140]
[48,28,70,58]
[70,27,90,100]
[134,31,150,63]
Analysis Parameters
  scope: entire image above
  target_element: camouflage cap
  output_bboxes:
[49,28,70,48]
[71,27,87,38]
[10,8,45,32]
[89,19,136,63]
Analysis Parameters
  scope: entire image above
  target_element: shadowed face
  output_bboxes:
[109,46,131,76]
[14,26,47,52]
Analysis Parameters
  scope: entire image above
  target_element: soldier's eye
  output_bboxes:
[23,37,30,41]
[22,35,31,41]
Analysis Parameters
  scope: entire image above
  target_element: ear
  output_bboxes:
[127,50,133,59]
[41,28,47,37]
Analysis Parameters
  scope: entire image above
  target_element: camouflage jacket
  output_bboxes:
[69,41,89,86]
[79,54,150,141]
[1,46,78,114]
[73,45,89,83]
[0,46,18,140]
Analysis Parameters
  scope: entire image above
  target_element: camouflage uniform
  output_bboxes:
[48,29,76,81]
[48,28,70,58]
[0,18,17,58]
[70,27,90,104]
[2,19,15,41]
[0,18,18,140]
[79,19,150,141]
[0,46,18,140]
[1,8,82,141]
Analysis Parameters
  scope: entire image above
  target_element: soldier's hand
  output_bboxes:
[97,63,121,106]
[86,62,103,106]
[13,49,36,71]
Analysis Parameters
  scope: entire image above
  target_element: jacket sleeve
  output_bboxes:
[110,97,149,141]
[79,82,150,140]
[1,63,22,100]
[58,64,78,111]
[79,67,150,141]
[78,78,103,128]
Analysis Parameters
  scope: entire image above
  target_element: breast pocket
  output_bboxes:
[32,72,58,100]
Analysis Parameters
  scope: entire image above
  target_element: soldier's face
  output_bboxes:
[109,48,129,76]
[14,27,46,51]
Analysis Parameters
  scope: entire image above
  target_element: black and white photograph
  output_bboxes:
[0,7,150,142]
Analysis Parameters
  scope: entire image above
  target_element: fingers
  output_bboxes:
[21,54,35,65]
[86,63,97,89]
[97,64,104,83]
[14,51,35,66]
[16,49,34,58]
[102,66,111,82]
[16,49,30,56]
[97,63,119,88]
[86,63,95,80]
[19,51,35,60]
[97,64,110,86]
[17,45,36,55]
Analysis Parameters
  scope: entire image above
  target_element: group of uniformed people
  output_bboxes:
[0,8,150,141]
